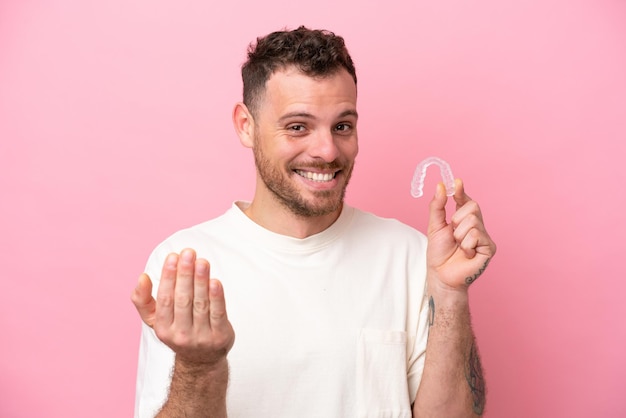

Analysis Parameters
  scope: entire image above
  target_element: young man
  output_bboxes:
[131,26,496,417]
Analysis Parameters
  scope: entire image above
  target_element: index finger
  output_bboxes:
[453,178,472,209]
[155,253,179,327]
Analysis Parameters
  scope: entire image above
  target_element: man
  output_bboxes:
[131,26,496,417]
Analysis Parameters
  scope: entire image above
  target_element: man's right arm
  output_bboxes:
[131,248,235,418]
[158,357,229,417]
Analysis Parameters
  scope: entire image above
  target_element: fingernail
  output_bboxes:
[181,249,194,264]
[166,253,178,267]
[209,280,221,295]
[195,260,208,275]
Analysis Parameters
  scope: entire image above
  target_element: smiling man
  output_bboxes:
[131,26,496,418]
[236,65,358,237]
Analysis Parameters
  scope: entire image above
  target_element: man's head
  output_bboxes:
[233,27,359,225]
[241,26,357,119]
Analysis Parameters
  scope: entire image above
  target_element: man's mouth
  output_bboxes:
[294,170,338,183]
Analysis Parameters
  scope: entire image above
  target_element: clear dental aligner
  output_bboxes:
[411,156,456,198]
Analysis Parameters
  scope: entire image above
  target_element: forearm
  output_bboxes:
[157,356,229,418]
[413,287,485,417]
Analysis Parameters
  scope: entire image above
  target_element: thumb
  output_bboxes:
[427,182,448,235]
[131,273,156,327]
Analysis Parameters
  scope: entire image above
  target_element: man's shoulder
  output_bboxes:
[151,204,241,251]
[141,204,244,272]
[347,206,427,242]
[169,205,239,239]
[349,206,423,232]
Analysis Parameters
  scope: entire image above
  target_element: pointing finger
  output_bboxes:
[453,178,472,209]
[155,253,178,328]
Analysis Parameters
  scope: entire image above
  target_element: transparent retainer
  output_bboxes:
[411,156,455,198]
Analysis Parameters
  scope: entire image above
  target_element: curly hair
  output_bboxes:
[241,26,357,117]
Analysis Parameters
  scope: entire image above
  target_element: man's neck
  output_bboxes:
[239,198,342,239]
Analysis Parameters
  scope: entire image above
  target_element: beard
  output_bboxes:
[252,140,354,218]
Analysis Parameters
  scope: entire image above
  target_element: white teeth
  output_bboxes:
[296,170,335,182]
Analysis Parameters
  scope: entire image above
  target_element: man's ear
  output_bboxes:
[233,102,255,148]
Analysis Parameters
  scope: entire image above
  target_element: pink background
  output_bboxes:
[1,0,625,416]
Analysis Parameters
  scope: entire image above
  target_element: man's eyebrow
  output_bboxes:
[339,109,359,119]
[278,109,359,123]
[278,112,315,123]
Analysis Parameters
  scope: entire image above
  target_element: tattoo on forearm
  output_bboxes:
[465,341,486,415]
[465,258,491,285]
[427,296,435,329]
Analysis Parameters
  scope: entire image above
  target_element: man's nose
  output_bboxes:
[308,130,340,162]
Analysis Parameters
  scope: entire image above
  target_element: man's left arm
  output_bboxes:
[413,179,496,417]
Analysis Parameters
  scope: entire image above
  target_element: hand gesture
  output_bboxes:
[131,248,235,366]
[427,179,496,292]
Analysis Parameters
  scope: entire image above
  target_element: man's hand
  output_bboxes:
[414,179,495,417]
[131,248,235,366]
[427,179,496,291]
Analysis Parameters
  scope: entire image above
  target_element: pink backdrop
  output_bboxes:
[2,0,625,416]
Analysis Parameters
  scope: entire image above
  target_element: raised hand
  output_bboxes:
[131,248,235,366]
[427,179,497,291]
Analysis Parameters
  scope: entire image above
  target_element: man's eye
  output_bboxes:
[288,124,305,132]
[335,123,352,132]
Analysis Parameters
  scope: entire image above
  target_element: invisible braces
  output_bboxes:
[411,156,455,198]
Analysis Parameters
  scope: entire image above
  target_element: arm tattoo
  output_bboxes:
[465,258,491,285]
[465,341,486,415]
[428,296,435,328]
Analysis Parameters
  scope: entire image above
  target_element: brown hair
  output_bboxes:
[241,26,357,116]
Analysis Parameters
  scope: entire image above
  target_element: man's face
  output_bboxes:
[251,67,358,218]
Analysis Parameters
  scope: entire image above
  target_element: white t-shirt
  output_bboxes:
[135,203,430,418]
